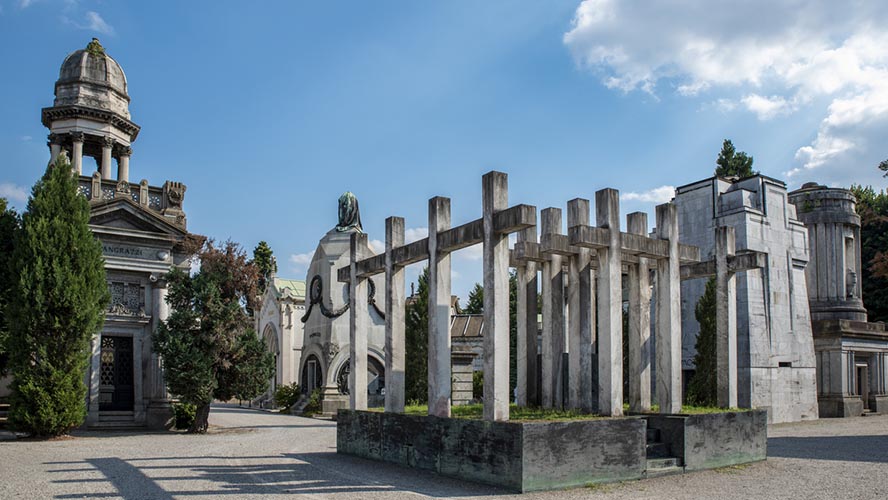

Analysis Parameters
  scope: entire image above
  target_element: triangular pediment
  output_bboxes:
[89,198,188,237]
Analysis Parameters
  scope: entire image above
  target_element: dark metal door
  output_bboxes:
[99,336,134,411]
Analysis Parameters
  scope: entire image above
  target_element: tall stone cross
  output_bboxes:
[338,171,536,421]
[679,226,766,408]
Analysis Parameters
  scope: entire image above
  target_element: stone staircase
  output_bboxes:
[0,400,9,429]
[644,426,684,477]
[94,410,141,429]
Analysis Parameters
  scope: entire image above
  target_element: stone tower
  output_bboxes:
[40,40,196,429]
[42,38,139,181]
[789,184,888,417]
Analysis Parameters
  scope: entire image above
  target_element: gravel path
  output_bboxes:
[0,404,885,499]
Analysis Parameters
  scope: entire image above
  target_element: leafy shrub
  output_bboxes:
[173,402,196,430]
[472,370,484,401]
[303,388,322,416]
[273,382,301,410]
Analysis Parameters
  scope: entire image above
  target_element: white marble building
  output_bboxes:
[255,277,306,403]
[675,175,819,423]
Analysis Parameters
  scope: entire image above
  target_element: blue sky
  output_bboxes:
[2,0,887,301]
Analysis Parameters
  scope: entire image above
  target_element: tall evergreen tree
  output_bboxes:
[405,267,429,403]
[464,283,484,314]
[153,240,273,433]
[7,156,109,437]
[686,277,717,406]
[715,139,757,178]
[252,240,276,294]
[0,198,19,374]
[851,184,888,322]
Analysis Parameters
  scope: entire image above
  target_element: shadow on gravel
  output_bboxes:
[768,435,888,463]
[46,451,504,498]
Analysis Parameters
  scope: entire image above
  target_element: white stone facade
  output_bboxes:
[256,278,306,403]
[676,175,819,423]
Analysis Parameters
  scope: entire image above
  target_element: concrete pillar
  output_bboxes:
[656,202,682,414]
[349,232,369,411]
[627,212,652,413]
[384,216,406,413]
[71,132,84,176]
[101,136,114,180]
[482,171,510,421]
[428,197,452,417]
[716,226,738,408]
[118,146,132,183]
[150,279,169,399]
[516,226,539,407]
[541,208,564,409]
[596,189,623,417]
[567,198,594,411]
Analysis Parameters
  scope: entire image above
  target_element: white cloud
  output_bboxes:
[18,135,32,142]
[18,0,35,8]
[288,252,313,276]
[83,11,114,36]
[369,239,384,254]
[405,227,428,243]
[620,185,674,204]
[0,183,28,205]
[564,0,888,185]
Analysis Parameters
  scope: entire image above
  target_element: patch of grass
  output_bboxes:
[715,463,751,474]
[623,403,750,415]
[380,404,606,421]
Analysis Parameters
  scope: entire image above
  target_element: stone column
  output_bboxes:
[567,198,594,411]
[101,137,114,180]
[48,133,62,164]
[516,226,539,407]
[482,171,510,421]
[656,202,682,414]
[627,212,652,413]
[150,279,169,399]
[384,216,406,413]
[86,333,102,426]
[71,132,84,176]
[428,197,452,417]
[541,208,564,409]
[349,232,369,411]
[118,146,132,183]
[716,226,738,408]
[596,189,623,417]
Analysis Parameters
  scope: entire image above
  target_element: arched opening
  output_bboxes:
[262,324,280,397]
[301,354,323,394]
[335,356,386,407]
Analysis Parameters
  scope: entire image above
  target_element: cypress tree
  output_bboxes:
[7,155,109,437]
[252,240,276,294]
[464,283,484,314]
[405,267,429,403]
[686,277,717,406]
[0,198,19,374]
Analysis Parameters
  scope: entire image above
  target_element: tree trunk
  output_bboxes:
[189,403,211,434]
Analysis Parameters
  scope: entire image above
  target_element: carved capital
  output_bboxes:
[69,131,85,143]
[47,132,64,145]
[102,136,115,149]
[116,145,133,157]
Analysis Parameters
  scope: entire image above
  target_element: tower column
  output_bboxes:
[118,146,132,182]
[71,132,84,175]
[101,136,114,180]
[48,133,63,164]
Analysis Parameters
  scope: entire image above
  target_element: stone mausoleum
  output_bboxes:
[299,194,386,413]
[42,39,196,429]
[255,276,306,405]
[789,183,888,416]
[675,175,819,423]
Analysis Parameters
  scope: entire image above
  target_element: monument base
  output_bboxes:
[336,409,767,492]
[818,396,864,418]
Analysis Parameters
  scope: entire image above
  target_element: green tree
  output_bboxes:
[686,277,717,406]
[715,139,757,178]
[405,267,429,403]
[851,184,888,322]
[464,283,484,314]
[0,198,20,374]
[7,156,109,437]
[879,159,888,178]
[252,240,276,294]
[153,240,274,433]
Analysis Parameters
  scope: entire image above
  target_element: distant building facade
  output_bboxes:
[255,277,306,405]
[675,175,818,423]
[789,183,888,416]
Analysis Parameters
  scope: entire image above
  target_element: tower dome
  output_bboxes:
[53,38,131,119]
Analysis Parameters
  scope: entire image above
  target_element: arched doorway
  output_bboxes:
[335,356,386,407]
[262,325,280,397]
[301,354,323,394]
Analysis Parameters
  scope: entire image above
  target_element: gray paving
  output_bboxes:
[0,404,886,499]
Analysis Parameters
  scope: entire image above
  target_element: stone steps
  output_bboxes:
[645,441,670,458]
[645,457,684,478]
[99,411,134,423]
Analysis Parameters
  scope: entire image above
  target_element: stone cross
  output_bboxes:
[680,226,766,408]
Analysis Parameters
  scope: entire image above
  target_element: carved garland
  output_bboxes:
[300,274,385,323]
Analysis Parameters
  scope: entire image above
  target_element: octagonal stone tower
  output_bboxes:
[42,38,140,181]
